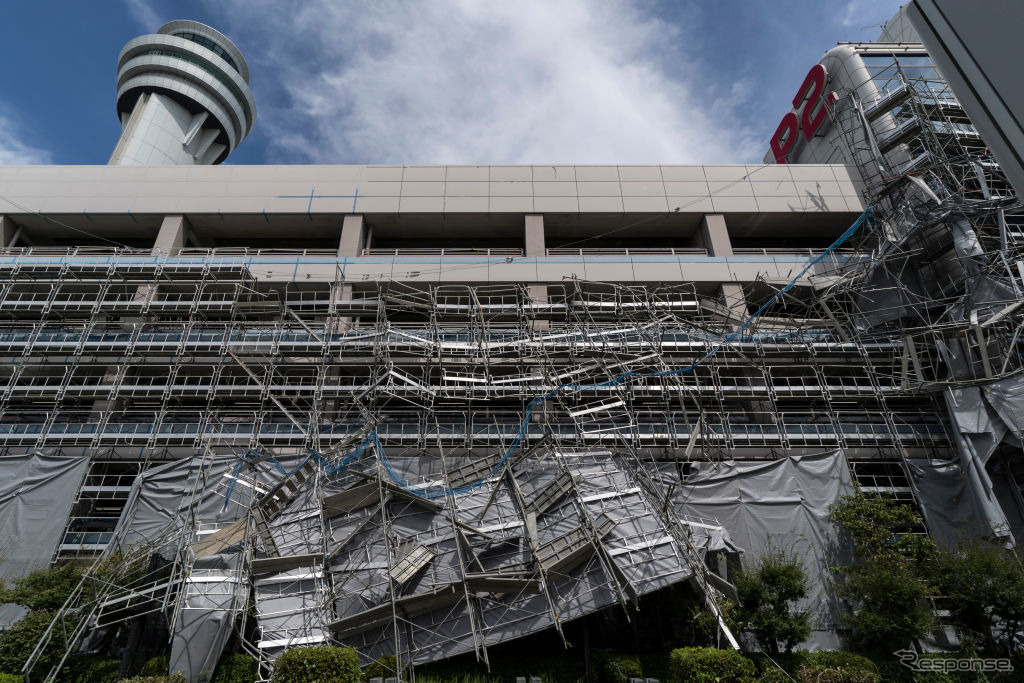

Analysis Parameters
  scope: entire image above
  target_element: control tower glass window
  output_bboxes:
[173,31,240,73]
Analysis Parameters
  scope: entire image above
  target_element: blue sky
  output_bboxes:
[0,0,904,166]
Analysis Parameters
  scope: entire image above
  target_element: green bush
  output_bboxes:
[364,655,402,681]
[749,651,805,679]
[0,610,56,675]
[831,492,937,653]
[140,655,170,676]
[62,654,120,682]
[668,647,755,683]
[756,668,791,683]
[120,676,187,683]
[212,652,258,683]
[0,563,80,610]
[874,659,955,683]
[794,651,879,682]
[735,546,812,654]
[272,646,361,683]
[795,664,877,682]
[595,652,642,683]
[803,652,877,674]
[0,674,22,683]
[930,541,1024,654]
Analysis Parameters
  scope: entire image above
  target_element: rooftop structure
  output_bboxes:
[109,20,256,166]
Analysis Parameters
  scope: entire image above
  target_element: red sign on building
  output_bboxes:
[769,64,837,163]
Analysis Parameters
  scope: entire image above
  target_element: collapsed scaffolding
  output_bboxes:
[9,220,1022,679]
[1,217,849,676]
[24,411,750,681]
[3,198,967,680]
[816,45,1024,547]
[14,219,1021,680]
[3,47,1022,682]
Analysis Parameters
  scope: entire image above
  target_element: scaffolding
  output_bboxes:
[10,237,1019,678]
[13,250,994,677]
[6,45,1024,680]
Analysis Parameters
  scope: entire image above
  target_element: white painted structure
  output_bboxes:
[109,20,256,166]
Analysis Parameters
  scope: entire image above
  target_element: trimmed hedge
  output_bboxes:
[751,651,881,682]
[62,655,120,683]
[788,651,879,683]
[668,647,755,683]
[874,653,1018,683]
[796,664,878,682]
[272,646,361,683]
[595,652,642,683]
[140,655,170,676]
[756,668,791,683]
[364,655,402,681]
[212,652,258,683]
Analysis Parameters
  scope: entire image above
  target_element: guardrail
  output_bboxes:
[545,247,708,256]
[362,248,523,256]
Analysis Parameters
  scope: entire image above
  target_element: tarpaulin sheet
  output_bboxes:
[0,603,28,631]
[0,453,88,578]
[855,260,931,330]
[325,452,698,665]
[661,450,855,650]
[113,456,265,549]
[169,552,248,683]
[942,390,1014,541]
[950,217,984,260]
[907,458,1008,547]
[984,375,1024,441]
[116,456,285,682]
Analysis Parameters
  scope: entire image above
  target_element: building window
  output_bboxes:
[172,31,241,74]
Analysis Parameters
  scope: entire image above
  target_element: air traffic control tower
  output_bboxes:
[108,20,256,165]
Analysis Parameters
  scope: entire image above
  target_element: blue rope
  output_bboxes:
[225,207,872,504]
[222,431,377,508]
[379,206,873,499]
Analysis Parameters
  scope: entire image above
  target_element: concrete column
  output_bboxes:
[327,281,356,417]
[524,215,549,332]
[700,214,747,321]
[152,215,190,256]
[334,216,365,333]
[700,214,733,257]
[333,286,356,330]
[700,214,765,419]
[525,214,545,257]
[338,215,366,257]
[0,215,21,248]
[143,216,191,318]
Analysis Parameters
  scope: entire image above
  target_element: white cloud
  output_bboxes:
[840,0,903,29]
[124,0,163,30]
[207,0,761,164]
[0,113,52,165]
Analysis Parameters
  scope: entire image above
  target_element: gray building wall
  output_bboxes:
[907,0,1024,196]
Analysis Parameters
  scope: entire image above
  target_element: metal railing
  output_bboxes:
[545,247,707,256]
[361,247,523,257]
